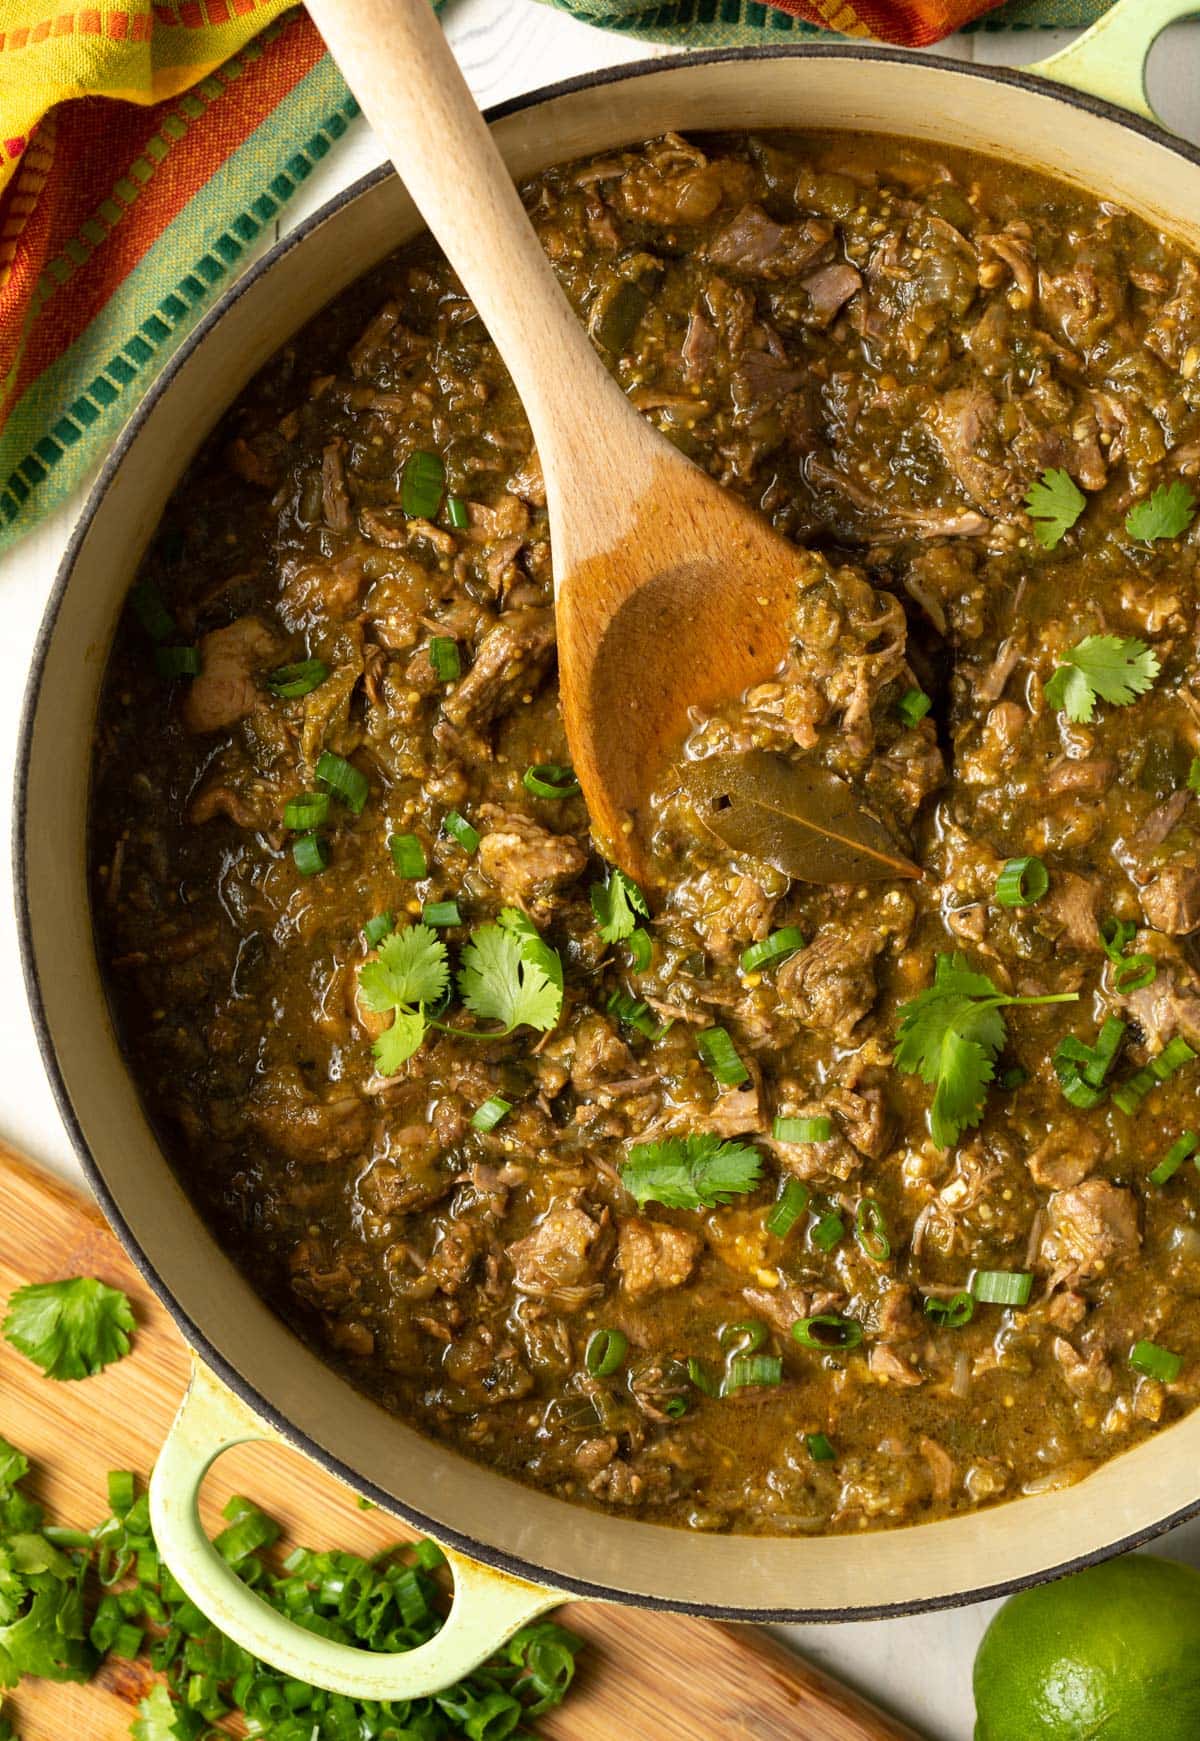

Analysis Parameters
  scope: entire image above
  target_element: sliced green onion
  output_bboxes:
[523,763,581,800]
[1054,1060,1108,1110]
[897,687,932,727]
[806,1432,836,1462]
[315,750,369,815]
[471,1095,512,1133]
[687,1356,719,1397]
[389,832,427,878]
[585,1328,628,1377]
[445,495,469,529]
[401,449,445,519]
[429,636,461,682]
[291,833,328,876]
[995,855,1049,907]
[154,645,200,679]
[792,1314,863,1351]
[423,900,461,927]
[442,810,480,853]
[1113,953,1157,993]
[1002,1066,1029,1091]
[267,657,328,699]
[108,1470,135,1516]
[1149,1131,1198,1186]
[774,1115,832,1144]
[697,1027,749,1088]
[1113,1067,1156,1116]
[1053,1018,1126,1107]
[130,580,176,643]
[626,927,653,972]
[854,1198,892,1264]
[810,1211,844,1253]
[1086,1017,1128,1085]
[972,1270,1033,1307]
[766,1178,810,1239]
[1153,1037,1197,1080]
[719,1320,767,1357]
[283,791,330,831]
[722,1354,782,1393]
[607,988,662,1041]
[1129,1340,1183,1384]
[924,1291,975,1328]
[1100,916,1137,962]
[362,912,393,947]
[740,927,805,974]
[1189,756,1200,795]
[663,1397,689,1418]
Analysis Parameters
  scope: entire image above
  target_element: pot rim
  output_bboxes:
[16,40,1200,1621]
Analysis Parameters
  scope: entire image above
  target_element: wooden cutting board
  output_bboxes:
[0,1143,924,1740]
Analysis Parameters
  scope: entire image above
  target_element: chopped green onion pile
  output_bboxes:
[0,1440,584,1740]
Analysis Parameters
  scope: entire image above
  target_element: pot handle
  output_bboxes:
[1022,0,1198,125]
[149,1359,567,1698]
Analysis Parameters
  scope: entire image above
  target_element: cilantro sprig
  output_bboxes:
[1025,468,1086,549]
[620,1133,763,1209]
[3,1278,134,1382]
[895,954,1078,1149]
[590,869,649,944]
[360,917,563,1076]
[1126,481,1197,544]
[1044,635,1160,724]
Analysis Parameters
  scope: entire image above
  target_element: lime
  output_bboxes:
[974,1554,1200,1740]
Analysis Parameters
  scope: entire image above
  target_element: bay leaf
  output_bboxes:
[679,750,921,883]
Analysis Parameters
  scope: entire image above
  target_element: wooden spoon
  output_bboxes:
[305,0,885,882]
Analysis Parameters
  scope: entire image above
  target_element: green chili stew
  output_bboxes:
[92,130,1200,1536]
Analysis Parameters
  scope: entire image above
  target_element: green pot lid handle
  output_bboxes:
[1024,0,1197,127]
[149,1358,567,1698]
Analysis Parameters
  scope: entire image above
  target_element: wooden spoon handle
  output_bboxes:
[305,0,619,473]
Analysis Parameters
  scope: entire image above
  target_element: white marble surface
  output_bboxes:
[5,7,1200,1736]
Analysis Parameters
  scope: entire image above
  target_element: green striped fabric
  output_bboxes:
[536,0,1106,44]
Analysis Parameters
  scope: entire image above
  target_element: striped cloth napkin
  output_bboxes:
[0,0,1107,552]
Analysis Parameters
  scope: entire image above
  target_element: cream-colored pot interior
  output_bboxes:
[20,49,1200,1617]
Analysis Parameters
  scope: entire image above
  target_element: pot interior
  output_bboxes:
[21,49,1200,1616]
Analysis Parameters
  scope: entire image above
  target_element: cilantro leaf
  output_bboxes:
[1043,635,1160,724]
[895,953,1078,1149]
[498,906,564,992]
[3,1279,133,1382]
[1025,468,1086,549]
[358,924,448,1013]
[1126,481,1196,543]
[620,1133,762,1209]
[458,924,562,1035]
[590,869,649,944]
[359,924,449,1077]
[371,1008,428,1076]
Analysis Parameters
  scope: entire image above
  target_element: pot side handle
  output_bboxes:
[149,1359,567,1699]
[1022,0,1198,125]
